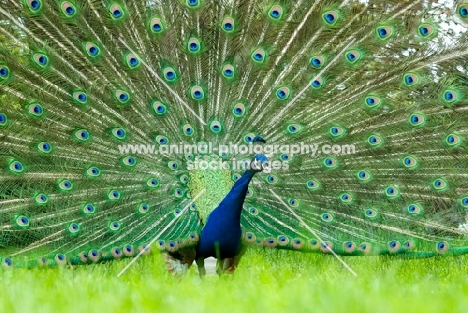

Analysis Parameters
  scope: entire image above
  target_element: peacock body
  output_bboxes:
[2,0,468,275]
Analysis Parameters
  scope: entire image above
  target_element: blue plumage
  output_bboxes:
[195,154,267,276]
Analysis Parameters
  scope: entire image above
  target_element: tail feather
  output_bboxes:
[1,0,468,270]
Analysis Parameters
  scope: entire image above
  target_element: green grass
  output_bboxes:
[1,248,468,313]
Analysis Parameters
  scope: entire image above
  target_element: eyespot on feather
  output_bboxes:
[322,10,339,26]
[320,241,334,253]
[268,5,284,21]
[343,241,356,253]
[221,16,235,32]
[187,38,202,54]
[125,53,140,69]
[25,0,43,13]
[251,48,267,64]
[109,3,126,20]
[84,42,101,58]
[436,241,449,254]
[190,85,205,100]
[388,241,401,253]
[60,1,77,17]
[149,16,165,34]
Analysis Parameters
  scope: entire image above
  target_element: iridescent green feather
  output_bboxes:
[1,0,468,271]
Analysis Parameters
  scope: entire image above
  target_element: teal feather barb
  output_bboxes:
[2,0,468,275]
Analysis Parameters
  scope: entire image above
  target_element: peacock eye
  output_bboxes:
[385,186,400,199]
[409,113,425,127]
[187,38,202,53]
[321,213,333,222]
[286,123,303,135]
[124,53,140,69]
[344,241,356,253]
[109,221,121,231]
[358,243,372,254]
[9,160,25,174]
[345,50,362,64]
[174,188,184,198]
[109,4,126,19]
[60,1,77,17]
[151,100,168,116]
[269,5,283,20]
[233,102,247,117]
[138,203,149,214]
[108,190,121,200]
[182,124,195,136]
[243,133,256,143]
[37,141,52,153]
[320,241,334,253]
[150,17,165,33]
[0,113,8,126]
[251,48,267,63]
[0,66,10,80]
[58,180,73,191]
[32,52,49,68]
[365,95,382,109]
[249,207,259,215]
[276,87,291,100]
[72,90,88,105]
[190,86,205,100]
[27,103,44,117]
[221,64,235,79]
[146,178,159,188]
[114,89,131,105]
[121,156,137,167]
[402,156,418,169]
[15,215,30,228]
[210,120,223,134]
[459,4,468,19]
[83,204,96,214]
[340,193,353,203]
[328,125,346,139]
[403,72,421,87]
[167,161,179,170]
[436,241,449,254]
[376,26,394,40]
[323,157,338,169]
[432,178,448,191]
[418,23,437,38]
[322,10,339,25]
[310,56,324,68]
[54,254,67,265]
[310,77,324,89]
[357,170,372,182]
[27,0,43,12]
[222,17,235,32]
[186,0,199,7]
[35,193,48,205]
[306,180,320,191]
[84,42,101,58]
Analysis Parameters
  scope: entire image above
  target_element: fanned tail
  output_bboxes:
[1,1,468,270]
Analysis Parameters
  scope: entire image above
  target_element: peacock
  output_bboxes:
[2,0,468,277]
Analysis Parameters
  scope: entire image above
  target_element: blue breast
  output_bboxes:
[196,165,260,259]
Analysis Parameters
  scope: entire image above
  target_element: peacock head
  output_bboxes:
[250,154,269,173]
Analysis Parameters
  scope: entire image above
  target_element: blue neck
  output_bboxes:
[215,169,256,222]
[195,169,257,258]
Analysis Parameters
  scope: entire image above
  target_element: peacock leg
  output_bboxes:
[163,249,196,277]
[220,258,234,274]
[196,258,206,277]
[216,258,225,275]
[220,245,247,275]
